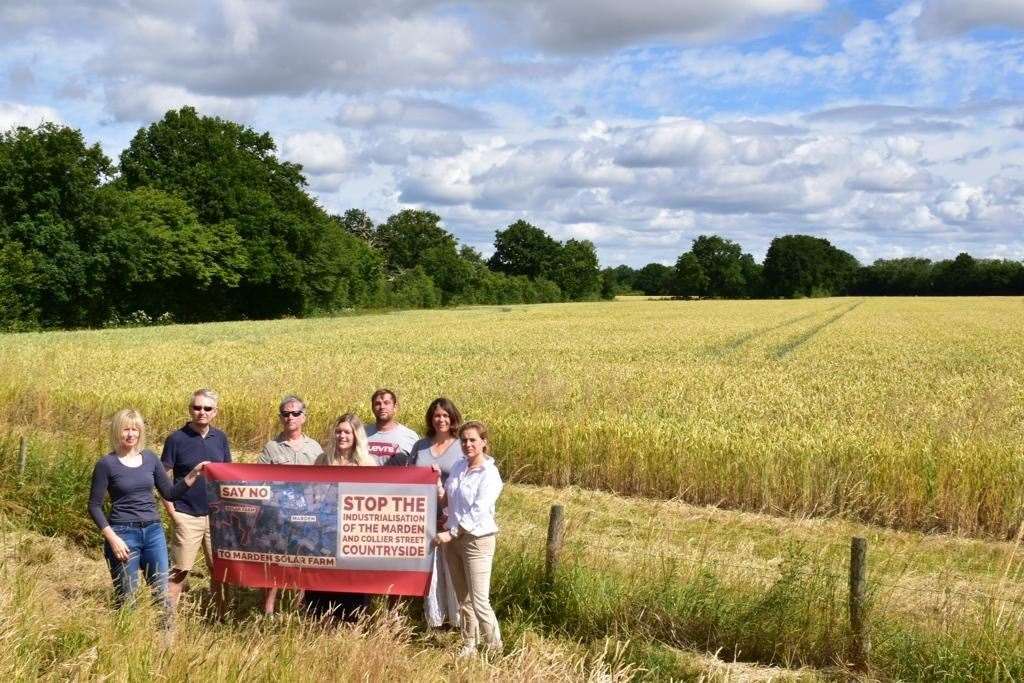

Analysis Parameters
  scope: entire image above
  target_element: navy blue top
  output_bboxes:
[88,450,191,529]
[161,423,231,516]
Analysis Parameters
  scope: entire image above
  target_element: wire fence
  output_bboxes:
[508,503,1024,612]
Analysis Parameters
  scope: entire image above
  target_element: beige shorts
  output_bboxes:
[169,509,213,574]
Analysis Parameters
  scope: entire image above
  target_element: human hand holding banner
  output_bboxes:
[204,462,437,596]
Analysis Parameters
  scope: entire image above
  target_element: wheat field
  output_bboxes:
[1,297,1022,537]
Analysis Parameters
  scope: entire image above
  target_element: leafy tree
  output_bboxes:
[607,265,638,294]
[974,259,1024,294]
[89,187,247,321]
[763,234,859,297]
[689,235,747,298]
[421,243,475,304]
[599,268,619,299]
[553,238,601,300]
[933,253,978,295]
[488,220,560,280]
[459,245,485,265]
[855,258,934,295]
[0,123,113,326]
[376,209,457,273]
[337,208,376,244]
[668,252,708,297]
[0,123,112,228]
[3,213,95,326]
[120,107,312,225]
[118,107,365,319]
[740,253,764,298]
[388,266,441,309]
[856,256,1024,296]
[296,213,389,311]
[374,209,473,304]
[633,263,673,295]
[0,241,41,330]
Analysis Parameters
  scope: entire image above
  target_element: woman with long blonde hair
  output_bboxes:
[305,412,377,621]
[316,413,376,466]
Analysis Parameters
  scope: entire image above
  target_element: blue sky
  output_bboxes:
[2,0,1023,266]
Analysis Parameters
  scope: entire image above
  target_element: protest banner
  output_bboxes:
[204,462,437,596]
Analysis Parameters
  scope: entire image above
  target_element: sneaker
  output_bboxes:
[456,643,478,658]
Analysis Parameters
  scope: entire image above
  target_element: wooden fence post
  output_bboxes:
[18,436,28,478]
[545,504,565,581]
[849,536,870,672]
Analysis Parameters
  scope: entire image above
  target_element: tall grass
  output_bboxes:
[0,529,641,681]
[491,537,1024,680]
[2,298,1022,537]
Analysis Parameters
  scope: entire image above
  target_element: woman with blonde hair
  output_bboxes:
[306,412,376,621]
[87,409,208,623]
[434,420,504,657]
[315,413,376,467]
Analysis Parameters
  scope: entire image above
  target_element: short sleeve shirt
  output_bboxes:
[161,423,231,516]
[413,438,463,483]
[258,434,323,465]
[366,424,420,466]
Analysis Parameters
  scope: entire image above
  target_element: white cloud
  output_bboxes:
[4,1,1024,263]
[336,97,492,130]
[486,0,825,52]
[281,131,353,175]
[916,0,1024,39]
[0,101,62,131]
[3,2,488,104]
[932,182,990,222]
[846,160,937,193]
[363,132,469,166]
[886,136,924,159]
[104,83,253,123]
[615,118,732,167]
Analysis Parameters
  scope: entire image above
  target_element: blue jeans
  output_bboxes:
[103,521,170,617]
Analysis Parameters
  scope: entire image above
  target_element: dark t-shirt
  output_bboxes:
[161,423,231,516]
[88,450,189,529]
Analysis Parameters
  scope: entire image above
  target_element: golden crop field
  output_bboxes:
[2,297,1022,538]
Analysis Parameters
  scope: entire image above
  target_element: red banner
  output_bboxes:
[204,463,437,596]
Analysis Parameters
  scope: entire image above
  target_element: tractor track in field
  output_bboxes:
[708,304,844,357]
[771,300,863,359]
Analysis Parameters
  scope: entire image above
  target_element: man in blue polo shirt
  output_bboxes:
[162,388,232,615]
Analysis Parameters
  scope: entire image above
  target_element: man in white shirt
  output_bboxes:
[365,388,419,466]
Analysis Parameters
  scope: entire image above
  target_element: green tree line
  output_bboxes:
[605,235,1024,298]
[4,107,1021,332]
[0,108,603,331]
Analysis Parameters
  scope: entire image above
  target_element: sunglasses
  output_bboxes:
[280,410,304,418]
[191,405,216,412]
